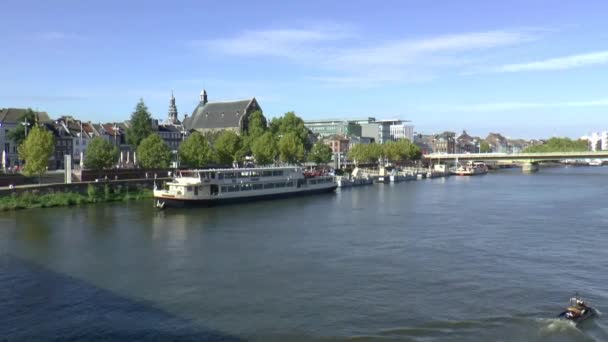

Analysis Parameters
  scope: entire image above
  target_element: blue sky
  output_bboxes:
[1,0,607,138]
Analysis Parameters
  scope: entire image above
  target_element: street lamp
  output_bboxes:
[112,123,119,146]
[181,127,187,141]
[21,117,31,136]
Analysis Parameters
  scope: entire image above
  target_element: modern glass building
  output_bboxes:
[304,118,373,138]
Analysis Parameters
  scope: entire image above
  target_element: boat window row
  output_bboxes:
[308,177,334,185]
[220,181,295,193]
[199,170,289,180]
[217,170,286,179]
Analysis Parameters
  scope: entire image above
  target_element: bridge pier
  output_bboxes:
[522,161,539,173]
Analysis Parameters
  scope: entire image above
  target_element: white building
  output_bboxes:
[582,131,608,151]
[390,123,414,142]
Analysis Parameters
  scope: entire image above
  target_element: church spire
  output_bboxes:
[167,91,179,124]
[200,89,208,105]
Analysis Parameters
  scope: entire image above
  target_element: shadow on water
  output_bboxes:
[0,254,244,342]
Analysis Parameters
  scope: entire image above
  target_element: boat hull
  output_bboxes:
[155,185,337,208]
[558,308,597,324]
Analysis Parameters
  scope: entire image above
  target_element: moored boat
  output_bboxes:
[154,166,336,208]
[450,161,488,176]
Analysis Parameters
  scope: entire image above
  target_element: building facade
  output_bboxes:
[432,132,456,154]
[183,89,264,135]
[0,108,50,168]
[582,131,608,151]
[389,123,414,141]
[360,119,411,144]
[156,93,187,154]
[485,132,510,153]
[456,130,478,153]
[304,118,369,138]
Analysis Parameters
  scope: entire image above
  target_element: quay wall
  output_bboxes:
[0,178,168,197]
[73,169,173,182]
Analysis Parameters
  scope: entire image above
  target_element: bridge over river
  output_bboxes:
[423,151,608,172]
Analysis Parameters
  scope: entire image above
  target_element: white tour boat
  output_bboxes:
[154,166,337,208]
[450,161,488,176]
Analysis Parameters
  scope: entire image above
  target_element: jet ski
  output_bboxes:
[558,295,597,324]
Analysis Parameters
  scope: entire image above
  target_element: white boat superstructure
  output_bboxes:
[153,166,336,208]
[450,161,488,176]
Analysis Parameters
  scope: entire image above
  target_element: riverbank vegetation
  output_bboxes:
[348,139,421,165]
[0,184,152,211]
[524,137,588,153]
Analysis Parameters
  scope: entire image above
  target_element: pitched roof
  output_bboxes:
[157,124,181,133]
[187,99,254,130]
[0,108,50,123]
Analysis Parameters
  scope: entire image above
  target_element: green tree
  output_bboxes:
[7,108,36,147]
[524,137,588,153]
[137,134,171,169]
[214,130,243,165]
[251,132,277,166]
[179,132,213,168]
[382,141,400,163]
[126,99,153,147]
[348,144,366,165]
[367,143,383,163]
[203,131,223,145]
[479,141,492,153]
[241,110,268,159]
[406,141,422,160]
[18,126,55,183]
[309,141,333,165]
[84,138,118,171]
[269,112,311,151]
[278,132,305,164]
[246,110,267,139]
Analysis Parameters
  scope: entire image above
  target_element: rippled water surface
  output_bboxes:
[2,166,608,341]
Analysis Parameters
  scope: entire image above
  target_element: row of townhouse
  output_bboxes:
[1,110,187,170]
[413,130,534,155]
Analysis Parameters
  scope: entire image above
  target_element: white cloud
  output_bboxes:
[420,99,608,112]
[190,24,352,60]
[191,25,538,87]
[330,30,534,68]
[495,50,608,72]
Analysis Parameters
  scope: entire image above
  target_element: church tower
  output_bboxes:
[167,91,179,124]
[200,89,208,105]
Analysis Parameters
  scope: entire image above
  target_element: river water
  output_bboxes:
[2,166,608,341]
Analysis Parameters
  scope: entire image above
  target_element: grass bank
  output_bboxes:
[0,184,152,211]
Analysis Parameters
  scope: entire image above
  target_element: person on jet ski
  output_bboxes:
[576,299,588,314]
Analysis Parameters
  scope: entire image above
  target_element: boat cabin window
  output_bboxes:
[262,170,273,177]
[272,170,283,176]
[210,185,218,195]
[186,186,193,192]
[252,184,264,190]
[264,183,275,189]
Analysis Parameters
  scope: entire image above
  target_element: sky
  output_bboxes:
[1,0,608,139]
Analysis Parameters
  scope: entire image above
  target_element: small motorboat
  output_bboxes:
[558,295,598,324]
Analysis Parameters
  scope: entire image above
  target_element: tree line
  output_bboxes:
[348,139,421,165]
[523,137,589,153]
[14,100,337,178]
[14,99,423,180]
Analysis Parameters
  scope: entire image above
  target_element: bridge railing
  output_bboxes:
[423,151,608,159]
